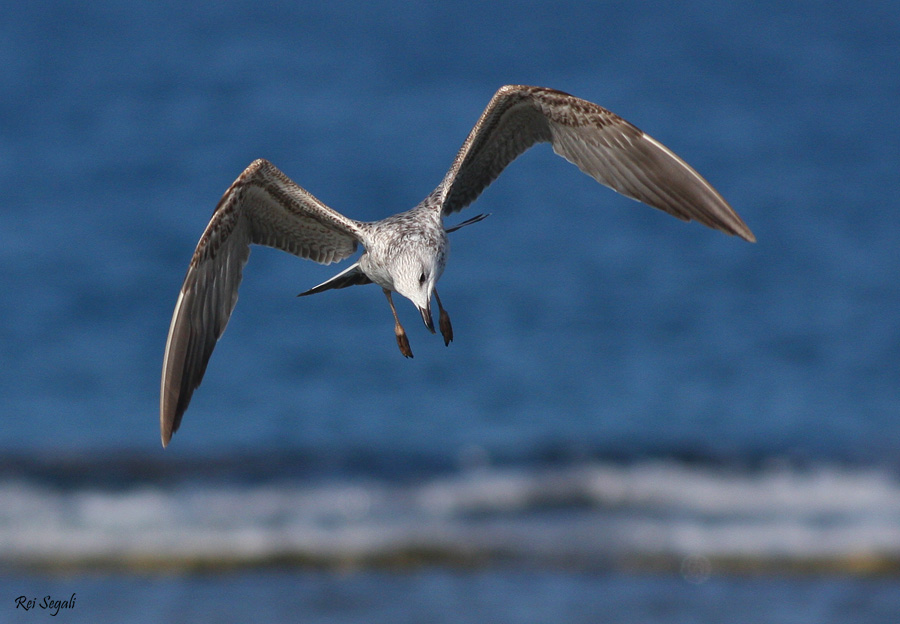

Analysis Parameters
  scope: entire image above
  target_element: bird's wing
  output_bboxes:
[435,85,754,242]
[161,159,364,446]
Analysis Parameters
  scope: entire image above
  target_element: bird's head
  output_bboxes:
[392,251,442,333]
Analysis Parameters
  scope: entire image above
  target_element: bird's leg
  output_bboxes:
[383,288,413,358]
[434,289,453,346]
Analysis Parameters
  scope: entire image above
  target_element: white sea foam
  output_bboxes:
[2,461,899,569]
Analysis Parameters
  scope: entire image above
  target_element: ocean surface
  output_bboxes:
[2,0,899,622]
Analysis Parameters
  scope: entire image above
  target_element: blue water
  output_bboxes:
[2,0,900,621]
[5,570,900,624]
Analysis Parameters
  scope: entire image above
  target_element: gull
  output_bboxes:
[160,85,755,446]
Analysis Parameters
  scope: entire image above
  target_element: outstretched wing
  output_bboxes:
[435,85,754,242]
[161,159,365,447]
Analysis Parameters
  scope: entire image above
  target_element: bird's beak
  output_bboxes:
[419,302,435,333]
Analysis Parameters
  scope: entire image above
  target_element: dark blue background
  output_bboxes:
[3,3,900,622]
[1,0,897,467]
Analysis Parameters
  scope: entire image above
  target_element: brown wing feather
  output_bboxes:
[160,159,363,446]
[437,85,754,242]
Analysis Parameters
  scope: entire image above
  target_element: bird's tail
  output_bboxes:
[446,213,490,233]
[297,261,372,297]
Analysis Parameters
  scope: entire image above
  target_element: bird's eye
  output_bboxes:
[418,272,427,285]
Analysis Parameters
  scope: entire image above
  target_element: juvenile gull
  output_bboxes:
[160,85,755,447]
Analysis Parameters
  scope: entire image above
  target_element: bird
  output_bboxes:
[160,84,754,447]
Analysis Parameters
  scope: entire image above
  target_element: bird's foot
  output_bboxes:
[439,308,453,346]
[395,328,414,358]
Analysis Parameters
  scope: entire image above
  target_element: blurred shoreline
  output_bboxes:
[4,457,898,576]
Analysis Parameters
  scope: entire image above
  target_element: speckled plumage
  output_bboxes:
[160,85,754,447]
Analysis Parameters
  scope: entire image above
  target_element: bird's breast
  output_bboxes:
[358,253,395,290]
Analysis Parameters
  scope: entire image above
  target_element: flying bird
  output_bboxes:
[160,85,754,446]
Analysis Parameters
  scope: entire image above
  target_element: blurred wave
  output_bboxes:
[3,456,899,573]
